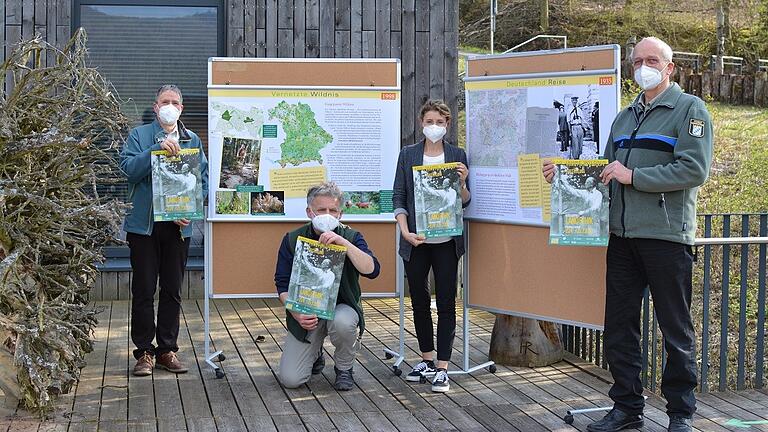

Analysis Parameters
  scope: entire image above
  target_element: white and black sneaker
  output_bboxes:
[406,360,436,382]
[431,368,450,393]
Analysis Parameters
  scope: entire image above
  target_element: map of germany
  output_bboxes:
[269,101,333,167]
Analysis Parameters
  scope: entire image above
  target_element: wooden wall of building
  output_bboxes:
[2,0,459,146]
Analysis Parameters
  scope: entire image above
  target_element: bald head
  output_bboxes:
[633,37,673,64]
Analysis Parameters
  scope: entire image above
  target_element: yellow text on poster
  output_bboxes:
[269,166,327,198]
[517,154,543,208]
[541,180,552,223]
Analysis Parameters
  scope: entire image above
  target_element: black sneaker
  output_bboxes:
[431,368,450,393]
[668,416,692,432]
[587,408,643,432]
[406,360,436,382]
[311,351,325,375]
[334,367,354,391]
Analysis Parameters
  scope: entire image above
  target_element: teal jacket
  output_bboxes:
[119,120,209,237]
[605,83,713,245]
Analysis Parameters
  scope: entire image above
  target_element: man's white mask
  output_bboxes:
[634,65,664,91]
[158,104,181,125]
[311,213,339,233]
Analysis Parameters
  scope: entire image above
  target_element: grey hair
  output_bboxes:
[156,84,183,104]
[306,181,343,206]
[634,37,674,63]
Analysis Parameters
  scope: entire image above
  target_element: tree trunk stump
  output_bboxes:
[489,314,563,367]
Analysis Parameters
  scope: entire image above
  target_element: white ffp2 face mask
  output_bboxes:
[157,104,181,125]
[423,124,447,143]
[634,65,664,91]
[311,213,340,233]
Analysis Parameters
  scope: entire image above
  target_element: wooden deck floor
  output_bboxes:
[2,298,768,432]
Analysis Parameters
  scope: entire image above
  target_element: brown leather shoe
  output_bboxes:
[133,352,154,376]
[156,352,189,374]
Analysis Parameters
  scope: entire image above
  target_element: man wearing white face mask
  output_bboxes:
[120,85,209,377]
[274,182,380,391]
[544,37,712,432]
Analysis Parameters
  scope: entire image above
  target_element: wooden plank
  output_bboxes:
[414,0,429,32]
[428,0,444,100]
[100,302,129,422]
[350,0,362,57]
[305,29,320,58]
[380,410,430,432]
[127,300,155,428]
[277,28,292,58]
[45,0,56,66]
[361,0,375,31]
[414,31,430,138]
[401,0,416,146]
[244,0,256,57]
[293,0,306,58]
[318,0,334,57]
[256,0,266,29]
[353,411,398,432]
[125,421,155,432]
[335,0,351,30]
[230,0,244,29]
[97,421,127,432]
[391,0,402,32]
[184,417,215,432]
[277,0,292,29]
[56,0,69,25]
[241,415,277,432]
[465,405,520,432]
[102,272,118,301]
[188,270,204,299]
[256,28,267,57]
[174,303,214,423]
[305,0,319,30]
[299,413,335,431]
[230,26,245,57]
[362,31,375,58]
[444,30,458,144]
[335,30,350,58]
[375,0,391,58]
[70,302,111,423]
[22,0,34,41]
[271,414,306,431]
[6,1,22,25]
[117,272,130,301]
[390,31,401,60]
[182,301,246,425]
[265,0,277,57]
[328,412,366,431]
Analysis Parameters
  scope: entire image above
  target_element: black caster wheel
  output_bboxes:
[215,368,225,379]
[393,366,402,376]
[384,352,393,360]
[217,353,226,361]
[489,365,497,373]
[564,414,574,425]
[419,375,427,384]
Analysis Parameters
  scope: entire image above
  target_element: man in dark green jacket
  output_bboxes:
[275,182,380,391]
[544,37,712,432]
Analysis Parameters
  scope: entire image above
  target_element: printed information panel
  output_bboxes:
[207,89,400,221]
[464,74,619,226]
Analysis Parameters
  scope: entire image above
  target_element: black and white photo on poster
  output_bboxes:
[151,148,203,221]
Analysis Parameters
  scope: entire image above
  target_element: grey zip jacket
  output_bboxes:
[604,83,713,246]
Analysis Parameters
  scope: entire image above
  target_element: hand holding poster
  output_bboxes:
[286,236,347,320]
[549,158,609,246]
[412,162,463,238]
[151,148,204,221]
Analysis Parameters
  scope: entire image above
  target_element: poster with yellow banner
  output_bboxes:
[549,158,609,246]
[412,162,463,238]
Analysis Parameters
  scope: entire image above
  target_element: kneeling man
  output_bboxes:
[275,182,380,390]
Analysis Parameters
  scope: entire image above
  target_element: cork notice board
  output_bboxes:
[465,46,619,329]
[208,58,399,297]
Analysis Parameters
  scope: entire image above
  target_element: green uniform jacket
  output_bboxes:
[604,83,713,245]
[286,223,366,343]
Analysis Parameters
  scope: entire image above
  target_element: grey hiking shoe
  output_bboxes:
[431,368,450,393]
[334,367,354,391]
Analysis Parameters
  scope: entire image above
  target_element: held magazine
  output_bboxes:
[285,236,347,320]
[549,158,609,246]
[412,162,463,238]
[151,148,204,222]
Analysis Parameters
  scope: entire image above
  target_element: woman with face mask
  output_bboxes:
[392,99,470,393]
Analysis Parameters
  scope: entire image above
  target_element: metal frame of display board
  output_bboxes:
[382,224,497,380]
[202,57,403,379]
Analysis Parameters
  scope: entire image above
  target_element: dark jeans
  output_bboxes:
[604,235,697,418]
[403,240,459,362]
[127,222,190,360]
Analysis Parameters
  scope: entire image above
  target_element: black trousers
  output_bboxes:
[127,222,190,360]
[403,241,459,362]
[604,235,697,418]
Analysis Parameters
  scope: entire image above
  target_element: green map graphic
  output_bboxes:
[211,102,263,138]
[269,101,333,167]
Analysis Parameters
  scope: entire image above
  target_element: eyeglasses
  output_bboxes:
[632,57,666,68]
